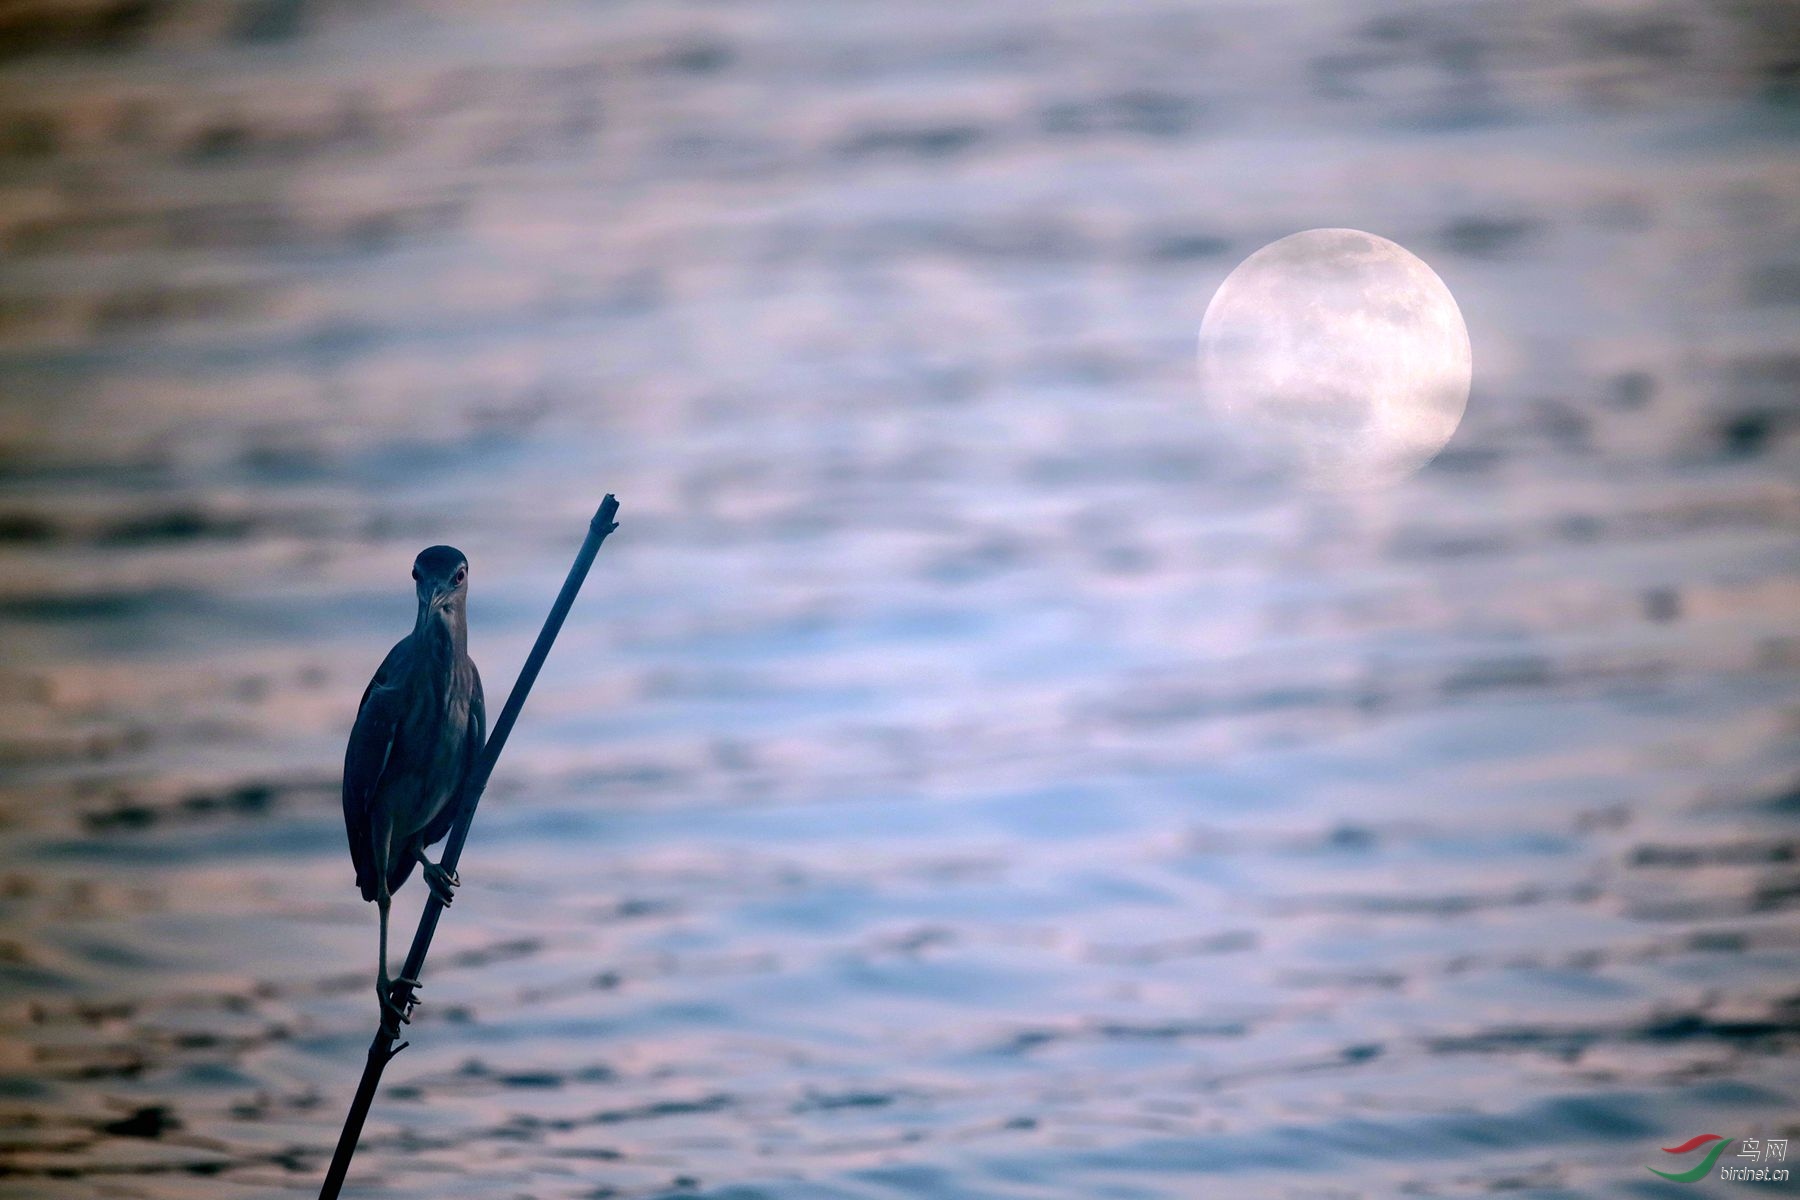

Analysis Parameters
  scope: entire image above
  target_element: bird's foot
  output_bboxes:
[421,859,459,906]
[378,974,421,1029]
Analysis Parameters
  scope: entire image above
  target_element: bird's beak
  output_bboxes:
[429,582,455,610]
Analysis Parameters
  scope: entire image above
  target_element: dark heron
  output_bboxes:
[343,545,486,1027]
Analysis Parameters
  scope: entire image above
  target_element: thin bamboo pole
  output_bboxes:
[318,495,621,1199]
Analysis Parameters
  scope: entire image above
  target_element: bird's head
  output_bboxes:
[412,545,469,616]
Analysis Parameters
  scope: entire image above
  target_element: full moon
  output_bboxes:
[1197,228,1471,490]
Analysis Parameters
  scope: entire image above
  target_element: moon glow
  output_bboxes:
[1197,228,1471,490]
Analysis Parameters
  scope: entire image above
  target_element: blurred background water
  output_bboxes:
[0,1,1797,1197]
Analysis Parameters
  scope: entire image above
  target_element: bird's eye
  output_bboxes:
[411,567,420,581]
[453,568,466,585]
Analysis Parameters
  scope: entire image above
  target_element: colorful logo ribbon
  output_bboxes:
[1649,1134,1734,1183]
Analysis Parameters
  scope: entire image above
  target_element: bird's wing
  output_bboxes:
[344,638,409,900]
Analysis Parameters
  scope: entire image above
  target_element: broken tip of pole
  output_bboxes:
[592,494,620,534]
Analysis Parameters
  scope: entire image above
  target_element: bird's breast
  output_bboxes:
[381,654,476,833]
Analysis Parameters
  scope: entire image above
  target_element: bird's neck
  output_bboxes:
[413,603,467,663]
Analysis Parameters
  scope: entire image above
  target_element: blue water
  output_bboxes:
[0,1,1797,1197]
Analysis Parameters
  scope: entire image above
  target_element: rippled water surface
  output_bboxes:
[0,1,1797,1197]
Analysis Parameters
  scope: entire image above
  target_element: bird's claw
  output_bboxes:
[422,861,460,906]
[378,992,410,1028]
[378,976,421,1028]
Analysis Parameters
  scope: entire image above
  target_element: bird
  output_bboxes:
[343,545,485,1028]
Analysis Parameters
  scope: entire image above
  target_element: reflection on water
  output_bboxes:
[0,1,1797,1197]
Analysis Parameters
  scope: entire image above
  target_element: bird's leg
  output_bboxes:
[413,844,459,907]
[378,895,410,1029]
[375,893,401,1027]
[374,892,415,1029]
[372,819,418,1029]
